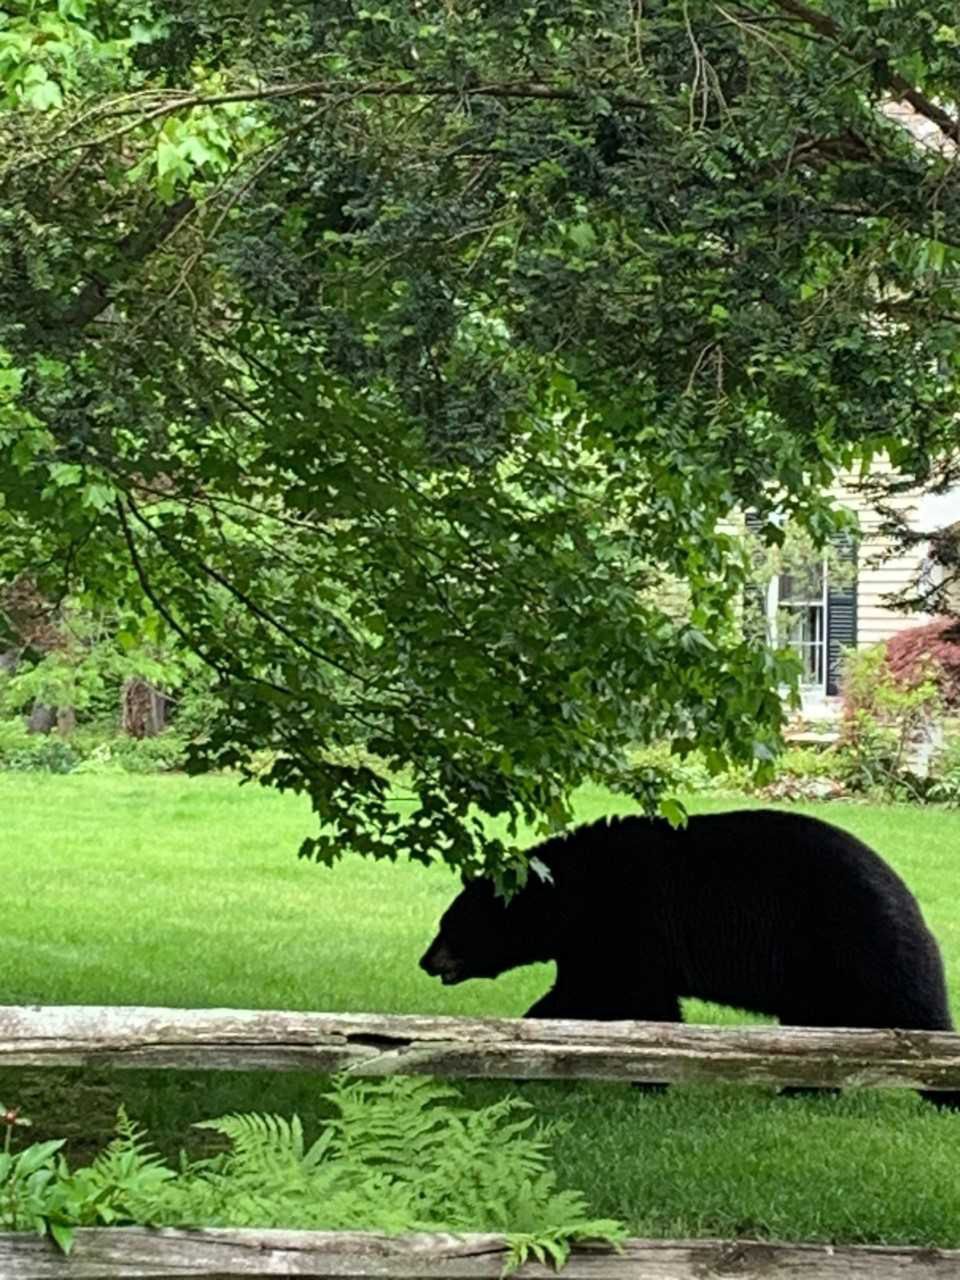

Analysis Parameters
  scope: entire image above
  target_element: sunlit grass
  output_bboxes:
[2,773,546,1015]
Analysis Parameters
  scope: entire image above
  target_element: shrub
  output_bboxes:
[885,620,960,709]
[0,718,30,759]
[102,734,188,774]
[927,736,960,807]
[775,746,847,782]
[0,721,80,774]
[0,718,189,775]
[628,743,755,793]
[839,645,940,799]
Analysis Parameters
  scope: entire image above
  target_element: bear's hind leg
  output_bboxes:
[778,999,960,1110]
[831,988,960,1110]
[776,1004,844,1102]
[874,989,960,1110]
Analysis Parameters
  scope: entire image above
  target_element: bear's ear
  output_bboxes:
[529,856,553,885]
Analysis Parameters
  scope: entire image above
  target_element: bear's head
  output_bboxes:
[420,873,557,985]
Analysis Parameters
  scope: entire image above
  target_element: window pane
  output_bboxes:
[779,562,824,603]
[779,603,825,688]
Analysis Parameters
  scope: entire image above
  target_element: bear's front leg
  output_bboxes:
[523,985,577,1018]
[524,965,682,1023]
[523,972,680,1095]
[524,987,682,1021]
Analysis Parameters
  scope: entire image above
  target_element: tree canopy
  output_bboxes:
[1,0,958,878]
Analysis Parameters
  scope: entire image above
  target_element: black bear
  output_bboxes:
[420,809,960,1108]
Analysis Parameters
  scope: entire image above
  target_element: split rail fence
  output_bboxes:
[3,1005,960,1279]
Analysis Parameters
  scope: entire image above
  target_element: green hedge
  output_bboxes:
[0,719,188,775]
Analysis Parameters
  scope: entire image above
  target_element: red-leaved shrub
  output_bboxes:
[885,619,960,708]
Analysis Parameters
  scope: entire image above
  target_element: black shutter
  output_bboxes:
[826,534,858,696]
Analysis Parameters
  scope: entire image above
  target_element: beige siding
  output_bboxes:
[685,467,945,647]
[857,553,931,646]
[831,468,935,648]
[730,462,942,647]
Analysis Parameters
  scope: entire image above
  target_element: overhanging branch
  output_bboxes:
[762,0,959,144]
[59,196,196,330]
[63,78,650,154]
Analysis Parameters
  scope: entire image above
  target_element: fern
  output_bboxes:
[194,1111,336,1173]
[0,1080,626,1271]
[323,1077,466,1178]
[504,1221,627,1278]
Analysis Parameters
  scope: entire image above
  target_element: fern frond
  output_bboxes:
[194,1112,305,1170]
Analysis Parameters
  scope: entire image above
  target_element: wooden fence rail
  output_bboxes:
[0,1229,957,1280]
[3,1006,960,1091]
[4,1010,960,1277]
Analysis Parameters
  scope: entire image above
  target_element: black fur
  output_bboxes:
[420,809,959,1108]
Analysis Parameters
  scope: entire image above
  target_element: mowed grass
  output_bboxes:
[3,773,960,1244]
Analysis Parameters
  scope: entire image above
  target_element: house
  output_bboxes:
[757,474,960,709]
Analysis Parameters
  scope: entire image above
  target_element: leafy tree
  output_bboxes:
[0,0,958,877]
[0,599,199,732]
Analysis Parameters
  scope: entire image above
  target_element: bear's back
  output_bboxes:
[546,809,913,903]
[538,809,938,1019]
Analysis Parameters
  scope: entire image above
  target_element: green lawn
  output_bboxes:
[3,773,960,1244]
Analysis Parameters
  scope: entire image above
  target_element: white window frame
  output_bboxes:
[766,557,829,693]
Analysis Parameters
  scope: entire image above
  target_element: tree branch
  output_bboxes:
[122,494,403,708]
[64,78,650,153]
[114,497,232,683]
[60,196,196,330]
[760,0,959,143]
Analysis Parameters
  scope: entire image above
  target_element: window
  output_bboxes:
[746,514,857,698]
[767,559,828,691]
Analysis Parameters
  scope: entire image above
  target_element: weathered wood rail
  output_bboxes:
[4,1006,960,1092]
[4,1010,960,1276]
[0,1229,957,1280]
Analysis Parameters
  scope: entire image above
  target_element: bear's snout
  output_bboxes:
[420,940,464,985]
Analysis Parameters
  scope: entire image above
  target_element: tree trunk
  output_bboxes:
[121,677,166,738]
[0,649,18,676]
[27,700,56,734]
[56,706,76,737]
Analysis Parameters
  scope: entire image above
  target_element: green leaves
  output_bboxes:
[153,113,238,202]
[0,1081,627,1268]
[0,1106,174,1253]
[1,0,959,872]
[658,796,688,828]
[0,0,133,110]
[18,65,63,111]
